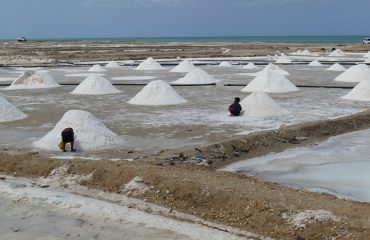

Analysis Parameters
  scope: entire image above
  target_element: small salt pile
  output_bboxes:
[88,64,107,72]
[243,63,258,70]
[5,70,60,90]
[171,59,197,73]
[240,91,288,117]
[327,63,346,72]
[71,74,121,95]
[105,61,121,68]
[172,68,218,85]
[135,57,165,71]
[308,60,323,67]
[342,80,370,101]
[291,49,318,56]
[242,69,299,93]
[219,61,233,67]
[33,110,123,151]
[248,63,290,77]
[329,49,346,57]
[123,60,135,65]
[0,96,27,122]
[364,51,370,58]
[275,55,292,64]
[128,80,187,106]
[335,64,370,82]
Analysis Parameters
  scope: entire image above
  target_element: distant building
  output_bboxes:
[16,37,27,43]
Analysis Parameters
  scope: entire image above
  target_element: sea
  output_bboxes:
[1,36,369,44]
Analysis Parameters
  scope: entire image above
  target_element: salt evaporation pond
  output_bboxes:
[221,129,370,202]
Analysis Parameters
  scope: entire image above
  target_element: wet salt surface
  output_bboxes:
[221,129,370,202]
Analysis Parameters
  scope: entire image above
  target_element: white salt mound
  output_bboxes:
[0,96,27,122]
[5,70,60,90]
[242,69,299,93]
[240,91,288,117]
[71,74,121,95]
[128,80,187,106]
[275,55,292,64]
[308,60,323,67]
[342,80,370,101]
[172,68,218,85]
[327,63,346,72]
[105,61,121,68]
[171,60,197,73]
[135,57,165,71]
[33,110,123,151]
[219,61,233,67]
[248,63,290,77]
[243,63,258,70]
[88,65,107,72]
[291,49,318,57]
[364,51,370,58]
[335,64,370,82]
[329,49,346,57]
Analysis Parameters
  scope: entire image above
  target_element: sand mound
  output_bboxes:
[240,91,288,117]
[71,74,121,95]
[135,57,165,71]
[327,63,346,72]
[219,61,233,67]
[329,49,346,57]
[33,110,123,151]
[128,80,187,106]
[342,80,370,101]
[335,64,370,82]
[243,63,258,70]
[242,69,299,93]
[88,65,107,72]
[105,61,121,68]
[0,96,27,122]
[172,68,218,85]
[5,70,60,90]
[308,60,323,67]
[275,55,292,64]
[171,60,197,73]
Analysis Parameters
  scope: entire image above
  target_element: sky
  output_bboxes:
[0,0,369,39]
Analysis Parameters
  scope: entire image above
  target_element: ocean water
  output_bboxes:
[1,36,369,44]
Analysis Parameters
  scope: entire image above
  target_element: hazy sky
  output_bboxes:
[1,0,369,39]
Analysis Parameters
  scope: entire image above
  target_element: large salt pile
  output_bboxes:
[327,63,346,72]
[329,49,346,57]
[242,69,299,93]
[335,64,370,82]
[0,96,27,122]
[105,61,121,68]
[342,80,370,101]
[88,64,107,72]
[33,110,123,151]
[308,60,323,66]
[240,91,288,117]
[128,80,187,106]
[243,63,258,70]
[135,57,165,71]
[170,60,197,73]
[275,55,292,64]
[71,74,121,95]
[172,68,218,85]
[219,61,233,67]
[5,70,60,90]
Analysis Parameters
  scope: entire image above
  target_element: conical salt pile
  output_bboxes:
[128,80,187,106]
[275,55,292,64]
[0,96,27,122]
[248,63,290,77]
[364,51,370,58]
[172,68,218,85]
[88,64,107,72]
[171,60,197,73]
[5,70,60,90]
[335,64,370,82]
[105,61,121,68]
[71,74,121,95]
[242,69,299,93]
[240,91,288,117]
[243,63,258,70]
[327,63,346,72]
[135,57,165,71]
[33,110,123,151]
[342,80,370,101]
[308,60,323,66]
[329,49,346,57]
[219,61,233,67]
